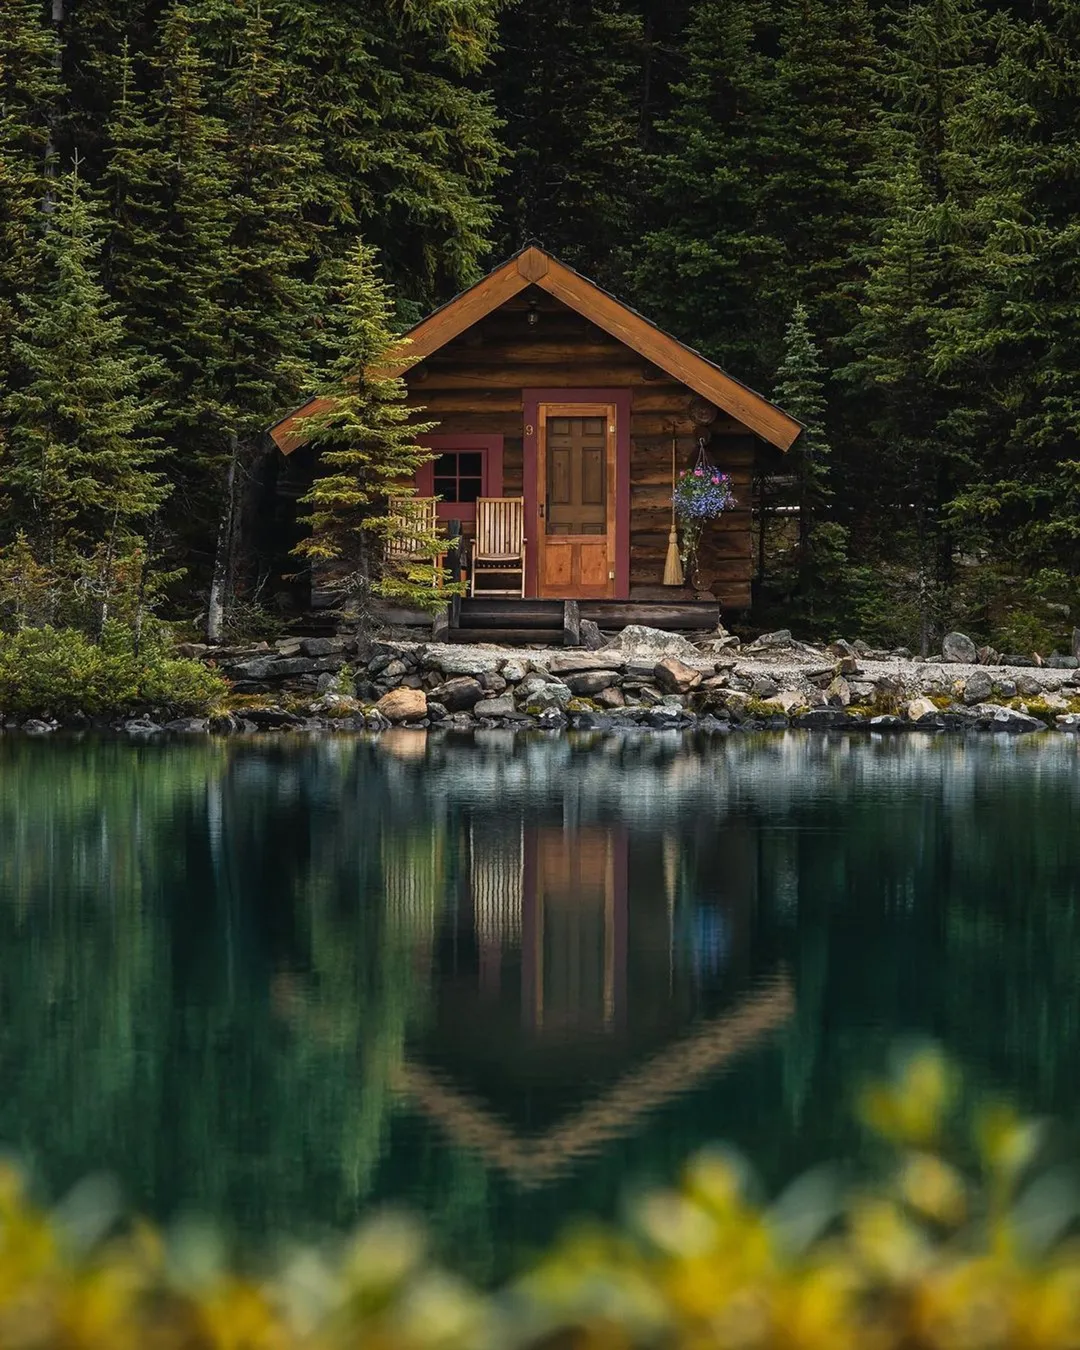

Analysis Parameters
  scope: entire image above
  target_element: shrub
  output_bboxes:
[2,1048,1080,1348]
[0,622,228,718]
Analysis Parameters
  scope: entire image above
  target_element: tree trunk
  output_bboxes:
[206,433,240,644]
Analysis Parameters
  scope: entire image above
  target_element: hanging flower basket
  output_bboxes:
[672,441,736,583]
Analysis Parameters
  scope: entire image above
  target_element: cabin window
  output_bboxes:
[416,434,504,524]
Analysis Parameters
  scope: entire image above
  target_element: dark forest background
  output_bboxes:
[2,0,1080,652]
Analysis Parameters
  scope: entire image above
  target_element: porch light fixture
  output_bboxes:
[526,298,540,326]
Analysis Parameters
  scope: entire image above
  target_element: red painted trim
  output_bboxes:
[522,388,632,599]
[415,432,504,523]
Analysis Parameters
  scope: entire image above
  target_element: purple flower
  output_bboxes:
[694,468,703,477]
[711,475,720,484]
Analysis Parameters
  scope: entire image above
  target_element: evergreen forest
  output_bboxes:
[2,0,1080,653]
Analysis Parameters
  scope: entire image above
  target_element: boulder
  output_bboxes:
[825,676,851,707]
[244,706,304,728]
[828,639,856,658]
[374,688,428,723]
[164,717,209,733]
[421,647,505,676]
[906,697,941,723]
[653,657,703,695]
[1047,654,1079,670]
[124,717,162,735]
[608,625,699,660]
[426,701,448,722]
[501,660,527,683]
[548,651,626,675]
[176,643,210,659]
[976,645,1000,666]
[431,676,485,711]
[646,704,686,729]
[1056,713,1080,731]
[274,639,304,658]
[1017,675,1042,697]
[537,708,568,729]
[524,683,573,712]
[564,669,619,695]
[762,690,808,715]
[941,631,978,663]
[793,708,851,728]
[594,686,626,709]
[993,678,1017,699]
[301,637,348,658]
[580,619,605,650]
[476,694,518,719]
[961,670,993,705]
[229,656,277,681]
[753,629,794,648]
[752,675,780,698]
[870,714,905,730]
[478,670,507,693]
[973,703,1046,733]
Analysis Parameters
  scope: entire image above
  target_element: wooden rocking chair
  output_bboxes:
[471,497,526,597]
[386,496,443,585]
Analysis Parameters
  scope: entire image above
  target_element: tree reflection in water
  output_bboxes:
[0,731,1078,1282]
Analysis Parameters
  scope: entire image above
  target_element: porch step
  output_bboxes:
[445,627,564,646]
[458,599,563,630]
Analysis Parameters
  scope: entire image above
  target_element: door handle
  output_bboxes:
[539,503,545,519]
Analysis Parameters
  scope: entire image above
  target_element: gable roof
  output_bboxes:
[269,245,802,454]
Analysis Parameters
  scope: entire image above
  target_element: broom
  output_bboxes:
[663,424,685,586]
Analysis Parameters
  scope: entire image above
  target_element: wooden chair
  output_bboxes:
[386,496,443,584]
[471,497,526,597]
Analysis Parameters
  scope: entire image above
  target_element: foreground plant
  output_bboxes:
[3,1047,1080,1348]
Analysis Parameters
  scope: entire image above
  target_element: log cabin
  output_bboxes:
[268,245,801,641]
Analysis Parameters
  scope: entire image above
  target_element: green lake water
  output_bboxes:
[1,730,1079,1281]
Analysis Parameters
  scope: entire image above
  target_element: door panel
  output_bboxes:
[537,405,616,598]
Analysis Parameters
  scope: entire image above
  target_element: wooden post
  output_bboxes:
[448,519,462,631]
[563,599,581,647]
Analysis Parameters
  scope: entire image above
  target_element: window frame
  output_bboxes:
[416,433,505,524]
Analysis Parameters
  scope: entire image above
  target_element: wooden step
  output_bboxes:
[446,628,564,646]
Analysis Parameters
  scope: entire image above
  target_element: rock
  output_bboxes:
[374,688,428,723]
[828,639,856,658]
[421,647,505,676]
[426,701,448,723]
[973,703,1046,733]
[309,693,362,717]
[122,716,162,734]
[229,656,277,681]
[274,639,304,658]
[1047,654,1079,670]
[21,719,54,735]
[476,694,518,719]
[941,631,978,663]
[653,657,704,695]
[608,625,699,660]
[719,690,752,720]
[478,671,507,693]
[961,670,993,705]
[207,712,240,734]
[524,683,573,712]
[852,639,873,657]
[1073,628,1080,661]
[1001,654,1035,668]
[431,676,485,711]
[548,651,626,674]
[976,645,1000,665]
[500,660,527,683]
[825,676,851,707]
[268,656,342,678]
[537,708,568,729]
[365,710,390,730]
[793,708,851,728]
[244,706,304,728]
[906,697,941,723]
[1017,675,1042,697]
[753,629,794,648]
[762,690,808,715]
[564,669,619,695]
[164,717,208,733]
[751,675,780,698]
[579,619,604,650]
[993,678,1017,699]
[646,704,686,729]
[870,714,905,730]
[176,642,210,659]
[594,686,626,709]
[301,637,348,658]
[835,655,860,676]
[383,659,408,680]
[1056,713,1080,731]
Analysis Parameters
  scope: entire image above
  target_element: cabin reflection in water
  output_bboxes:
[382,812,793,1188]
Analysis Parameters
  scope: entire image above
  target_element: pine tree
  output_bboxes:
[0,170,166,629]
[491,0,645,284]
[633,0,776,377]
[0,0,63,383]
[293,242,442,629]
[773,303,846,614]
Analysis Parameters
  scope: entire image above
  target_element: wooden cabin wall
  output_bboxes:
[404,287,756,610]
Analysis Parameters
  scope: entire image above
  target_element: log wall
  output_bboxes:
[403,288,756,610]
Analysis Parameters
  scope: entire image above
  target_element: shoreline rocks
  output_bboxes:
[6,626,1080,739]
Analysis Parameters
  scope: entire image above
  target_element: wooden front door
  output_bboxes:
[536,403,617,598]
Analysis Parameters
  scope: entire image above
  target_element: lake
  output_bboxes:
[1,730,1078,1282]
